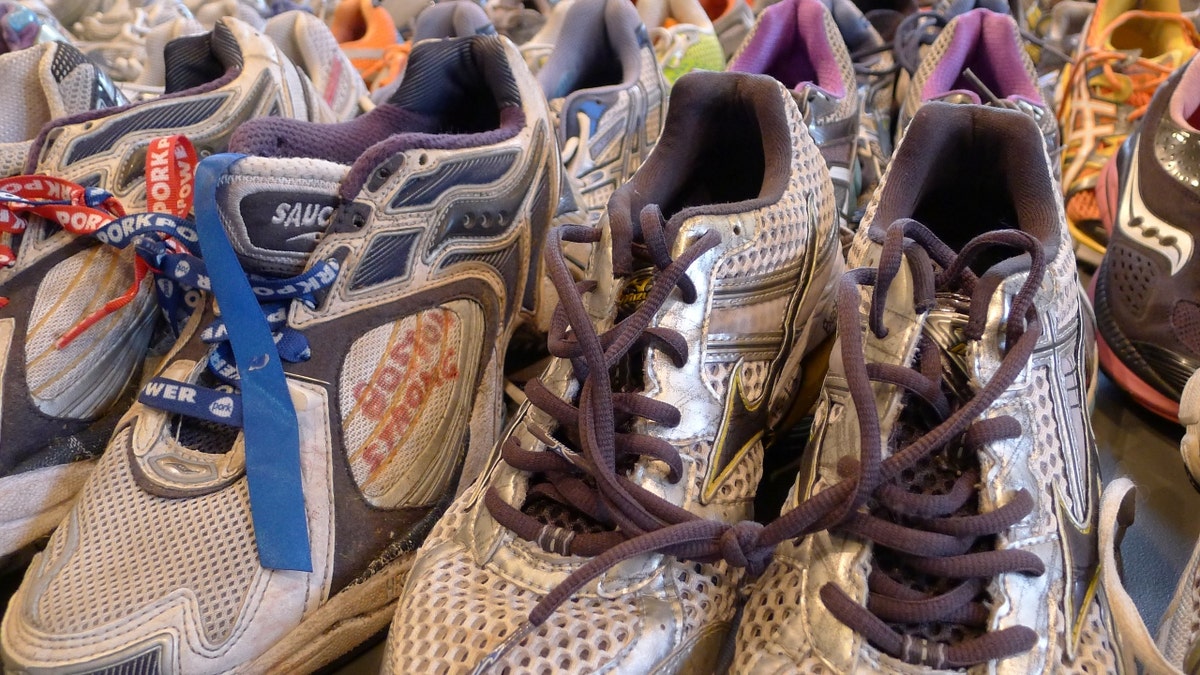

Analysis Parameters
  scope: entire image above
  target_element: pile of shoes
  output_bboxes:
[0,0,1193,672]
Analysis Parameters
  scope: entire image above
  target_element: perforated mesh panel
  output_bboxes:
[340,307,468,507]
[34,429,261,645]
[1172,300,1200,357]
[1106,243,1157,312]
[820,7,859,125]
[1027,365,1074,517]
[386,502,638,674]
[732,556,838,673]
[711,85,833,286]
[1069,597,1120,672]
[0,46,50,143]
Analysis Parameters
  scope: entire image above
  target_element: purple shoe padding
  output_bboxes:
[920,9,1041,103]
[229,105,443,164]
[728,0,847,98]
[338,105,524,200]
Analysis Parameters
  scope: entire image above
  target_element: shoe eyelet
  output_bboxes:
[375,166,391,181]
[417,153,429,166]
[732,224,742,236]
[461,213,474,230]
[352,213,366,229]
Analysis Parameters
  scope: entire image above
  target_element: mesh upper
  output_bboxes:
[25,247,156,419]
[32,429,261,645]
[340,306,471,507]
[1106,242,1157,314]
[387,77,830,674]
[388,496,739,674]
[1172,300,1200,356]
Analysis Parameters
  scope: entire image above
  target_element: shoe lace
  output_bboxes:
[481,211,1051,669]
[0,136,197,347]
[484,208,785,631]
[650,25,702,69]
[130,225,340,424]
[764,218,1049,667]
[1058,11,1199,125]
[0,176,130,329]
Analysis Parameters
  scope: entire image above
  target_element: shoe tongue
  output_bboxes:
[816,248,927,478]
[214,155,348,277]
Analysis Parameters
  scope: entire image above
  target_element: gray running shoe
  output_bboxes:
[0,17,341,558]
[1,34,560,674]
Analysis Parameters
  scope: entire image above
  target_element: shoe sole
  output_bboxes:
[0,461,95,557]
[237,553,415,675]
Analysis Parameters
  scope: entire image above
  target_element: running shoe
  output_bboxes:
[0,16,342,559]
[486,0,552,44]
[1091,56,1200,422]
[331,0,403,91]
[733,102,1121,673]
[1097,477,1187,674]
[192,0,272,29]
[520,0,573,71]
[0,40,122,177]
[382,69,842,675]
[1,33,560,674]
[264,10,370,121]
[1058,0,1199,266]
[70,0,199,84]
[1185,370,1200,483]
[536,0,666,221]
[639,0,726,84]
[898,9,1056,151]
[730,0,862,224]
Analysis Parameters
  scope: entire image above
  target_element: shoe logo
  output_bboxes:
[271,202,335,230]
[701,360,769,504]
[1119,151,1194,275]
[208,396,235,419]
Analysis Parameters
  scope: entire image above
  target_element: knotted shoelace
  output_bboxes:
[112,214,340,426]
[485,212,1053,669]
[0,136,197,345]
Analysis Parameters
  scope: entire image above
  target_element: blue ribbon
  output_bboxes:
[194,154,312,572]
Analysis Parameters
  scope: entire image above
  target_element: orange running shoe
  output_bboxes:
[331,0,404,90]
[1057,0,1199,266]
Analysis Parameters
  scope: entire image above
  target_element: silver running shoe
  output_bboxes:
[733,102,1124,673]
[382,69,842,675]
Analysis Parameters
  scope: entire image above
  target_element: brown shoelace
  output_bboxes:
[485,212,1050,669]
